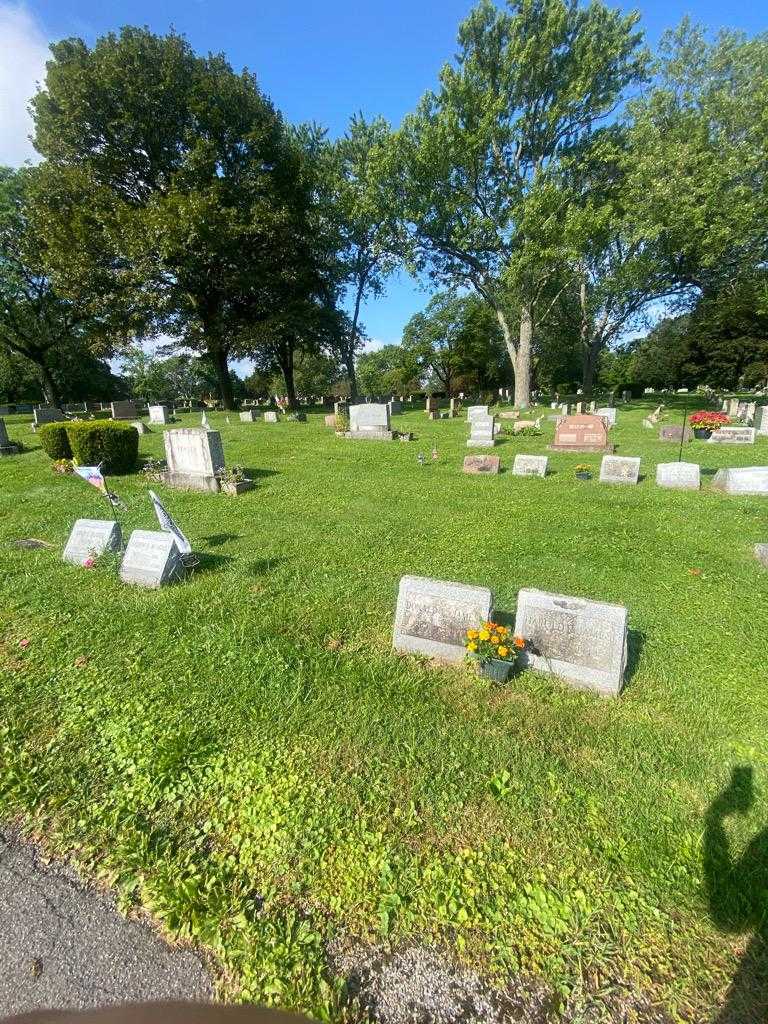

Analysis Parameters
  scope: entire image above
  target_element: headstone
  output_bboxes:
[463,455,500,475]
[711,467,768,496]
[148,405,170,425]
[574,402,585,414]
[111,400,138,421]
[388,399,402,415]
[498,410,520,420]
[393,575,493,663]
[347,403,392,440]
[659,425,693,443]
[622,390,631,402]
[264,411,279,423]
[324,414,337,427]
[63,519,122,567]
[727,398,740,418]
[449,398,459,418]
[515,588,628,697]
[656,461,700,491]
[642,418,654,429]
[754,544,768,568]
[467,405,489,422]
[599,455,640,485]
[33,406,65,428]
[240,410,258,422]
[0,417,18,455]
[597,407,617,427]
[708,427,756,445]
[425,397,438,414]
[755,407,768,435]
[119,530,184,588]
[163,428,225,492]
[467,414,496,448]
[512,454,548,477]
[588,401,596,413]
[550,415,611,453]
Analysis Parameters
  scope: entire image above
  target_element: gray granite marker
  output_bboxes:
[162,428,225,492]
[599,455,640,485]
[119,530,184,588]
[512,454,548,477]
[240,410,258,422]
[111,400,138,420]
[711,467,768,496]
[63,519,122,566]
[708,427,756,444]
[393,575,493,663]
[656,461,700,490]
[515,588,628,697]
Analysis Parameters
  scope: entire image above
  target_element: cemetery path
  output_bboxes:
[0,826,213,1017]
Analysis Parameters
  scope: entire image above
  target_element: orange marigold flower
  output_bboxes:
[513,636,526,649]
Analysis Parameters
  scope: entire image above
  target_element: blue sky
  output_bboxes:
[1,0,764,365]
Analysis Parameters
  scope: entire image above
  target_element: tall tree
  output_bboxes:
[382,0,646,407]
[0,167,117,405]
[31,27,317,409]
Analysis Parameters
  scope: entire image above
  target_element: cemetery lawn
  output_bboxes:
[1,400,767,1021]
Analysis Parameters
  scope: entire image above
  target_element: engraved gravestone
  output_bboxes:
[240,410,258,422]
[708,426,756,444]
[264,411,279,423]
[467,414,496,448]
[515,588,628,696]
[659,425,693,443]
[63,519,122,566]
[33,406,65,429]
[463,455,500,475]
[599,455,641,485]
[148,405,170,425]
[163,428,225,492]
[512,454,548,477]
[550,414,611,453]
[467,405,489,422]
[656,461,700,490]
[755,407,768,436]
[597,407,617,427]
[393,575,493,663]
[711,467,768,496]
[111,400,138,421]
[388,399,402,415]
[347,403,393,440]
[119,530,184,588]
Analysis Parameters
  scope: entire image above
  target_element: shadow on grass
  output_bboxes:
[189,552,234,576]
[705,765,768,1023]
[244,467,280,480]
[625,628,645,684]
[248,557,285,576]
[201,533,242,548]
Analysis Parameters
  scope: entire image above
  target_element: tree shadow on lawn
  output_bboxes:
[704,765,768,1023]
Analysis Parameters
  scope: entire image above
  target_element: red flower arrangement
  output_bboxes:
[689,411,730,431]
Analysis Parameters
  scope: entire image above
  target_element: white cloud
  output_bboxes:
[362,337,390,353]
[0,3,49,167]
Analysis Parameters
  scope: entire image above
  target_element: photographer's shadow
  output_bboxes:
[705,765,768,1022]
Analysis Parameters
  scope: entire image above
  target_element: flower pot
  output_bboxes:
[576,472,592,481]
[479,658,513,684]
[693,428,712,440]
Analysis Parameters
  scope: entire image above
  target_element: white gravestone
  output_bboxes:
[599,455,641,485]
[755,407,768,436]
[708,426,756,444]
[656,462,700,491]
[111,400,138,421]
[711,467,768,496]
[163,428,225,492]
[131,420,150,434]
[515,588,628,697]
[347,403,392,440]
[240,410,258,422]
[512,454,548,477]
[467,405,490,422]
[63,519,122,566]
[597,408,617,427]
[148,405,170,425]
[467,414,496,448]
[264,411,279,423]
[393,575,493,663]
[119,530,184,588]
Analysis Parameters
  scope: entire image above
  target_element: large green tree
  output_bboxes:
[382,0,646,408]
[31,28,321,409]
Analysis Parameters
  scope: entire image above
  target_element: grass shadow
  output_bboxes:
[624,628,645,684]
[248,557,285,576]
[244,467,280,480]
[188,552,234,576]
[201,533,242,548]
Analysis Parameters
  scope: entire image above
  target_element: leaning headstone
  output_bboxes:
[111,400,138,421]
[600,455,640,485]
[240,410,258,423]
[755,407,768,436]
[264,411,279,423]
[708,426,756,445]
[0,418,19,456]
[512,454,548,477]
[393,575,493,663]
[162,428,225,492]
[347,403,393,440]
[148,405,170,425]
[119,530,184,588]
[550,414,612,453]
[711,467,768,496]
[515,588,628,697]
[467,414,496,448]
[656,462,700,491]
[463,455,500,475]
[659,425,692,443]
[63,519,122,567]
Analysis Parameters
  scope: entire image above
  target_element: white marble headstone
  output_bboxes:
[512,454,548,477]
[148,405,170,425]
[656,461,700,491]
[711,467,768,496]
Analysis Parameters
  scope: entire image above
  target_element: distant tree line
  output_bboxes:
[1,4,766,407]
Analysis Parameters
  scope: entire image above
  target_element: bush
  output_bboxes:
[38,422,72,460]
[66,421,139,474]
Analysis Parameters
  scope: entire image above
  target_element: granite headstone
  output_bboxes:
[393,575,493,663]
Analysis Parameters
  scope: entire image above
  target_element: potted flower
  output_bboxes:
[575,463,592,480]
[217,465,254,496]
[465,622,528,683]
[690,410,730,439]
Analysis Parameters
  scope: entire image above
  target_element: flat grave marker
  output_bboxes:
[659,425,693,443]
[600,455,641,485]
[711,467,768,496]
[512,454,548,477]
[463,455,500,475]
[656,461,700,491]
[393,575,493,663]
[708,427,756,445]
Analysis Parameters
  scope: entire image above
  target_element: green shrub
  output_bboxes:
[66,421,139,474]
[38,422,72,460]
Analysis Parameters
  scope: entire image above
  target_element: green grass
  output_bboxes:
[1,399,767,1019]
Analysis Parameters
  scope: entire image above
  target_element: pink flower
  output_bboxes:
[83,557,95,569]
[19,638,30,649]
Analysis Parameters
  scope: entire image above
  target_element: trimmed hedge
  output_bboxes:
[66,421,139,474]
[38,422,72,460]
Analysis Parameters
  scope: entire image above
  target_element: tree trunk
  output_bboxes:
[514,305,533,409]
[211,344,235,410]
[37,362,60,406]
[278,342,297,410]
[344,351,358,403]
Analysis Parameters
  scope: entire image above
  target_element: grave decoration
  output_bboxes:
[464,622,528,683]
[689,411,729,440]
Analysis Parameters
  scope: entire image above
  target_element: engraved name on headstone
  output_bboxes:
[148,405,170,425]
[708,427,756,444]
[550,415,610,453]
[463,455,500,475]
[346,403,393,440]
[466,405,490,422]
[515,588,628,696]
[512,454,548,477]
[599,455,640,485]
[711,467,768,496]
[393,575,493,663]
[62,519,122,566]
[163,428,225,492]
[467,414,496,448]
[119,530,184,588]
[659,425,693,443]
[655,461,700,490]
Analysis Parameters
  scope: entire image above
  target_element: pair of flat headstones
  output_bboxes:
[63,520,183,588]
